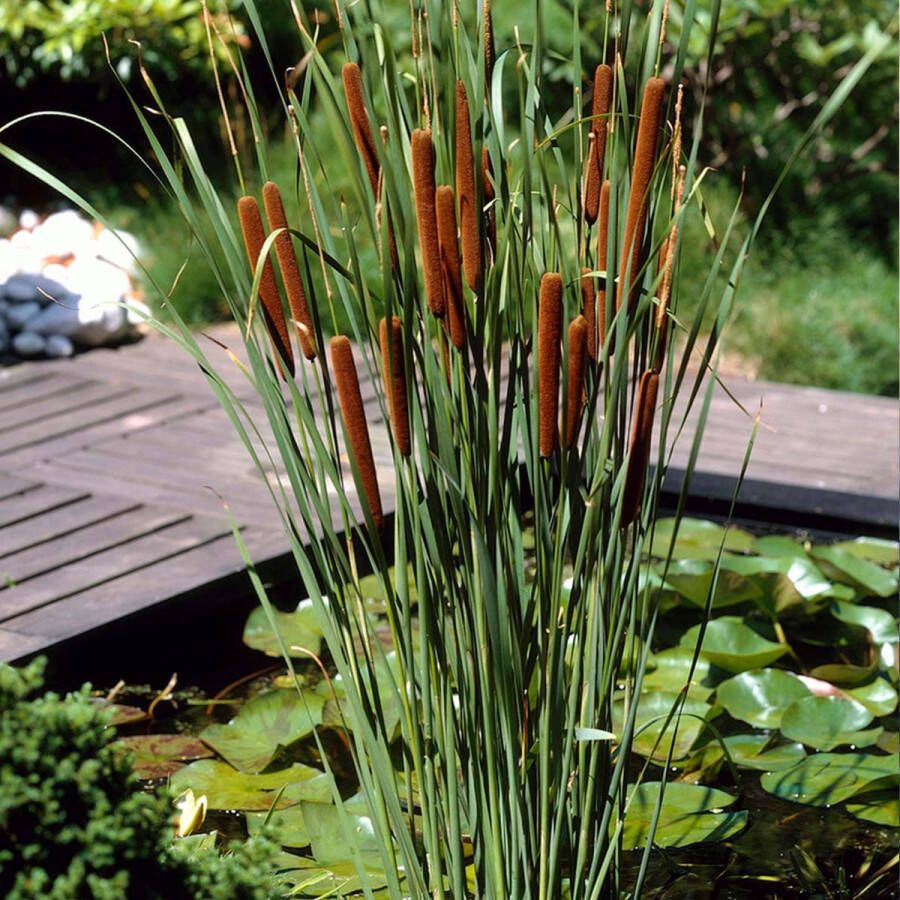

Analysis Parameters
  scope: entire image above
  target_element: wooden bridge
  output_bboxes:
[1,325,896,680]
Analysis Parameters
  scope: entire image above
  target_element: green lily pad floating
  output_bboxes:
[760,751,899,807]
[273,854,391,897]
[689,734,806,777]
[662,559,762,609]
[830,537,899,568]
[715,669,811,730]
[622,782,748,850]
[115,734,212,779]
[201,689,325,773]
[639,648,718,701]
[243,599,324,658]
[247,805,312,847]
[649,517,754,561]
[93,700,147,726]
[613,691,712,762]
[170,759,333,810]
[830,600,898,644]
[812,546,899,598]
[752,535,808,558]
[846,678,899,717]
[809,660,879,687]
[846,792,900,827]
[301,801,385,867]
[680,617,788,673]
[779,696,878,751]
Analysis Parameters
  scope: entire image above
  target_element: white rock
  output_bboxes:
[94,227,141,274]
[6,301,42,331]
[32,210,94,260]
[12,331,45,356]
[18,209,40,231]
[45,334,74,358]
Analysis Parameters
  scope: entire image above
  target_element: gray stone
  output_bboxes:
[12,331,46,356]
[44,334,74,358]
[0,317,7,353]
[2,272,69,304]
[5,301,41,331]
[26,297,82,336]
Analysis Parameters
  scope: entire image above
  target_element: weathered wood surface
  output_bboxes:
[0,324,896,662]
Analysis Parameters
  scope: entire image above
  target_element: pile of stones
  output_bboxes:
[0,209,150,360]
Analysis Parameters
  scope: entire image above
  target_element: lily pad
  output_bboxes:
[830,600,898,644]
[622,781,748,849]
[715,669,811,729]
[115,734,212,779]
[846,792,900,827]
[613,691,712,761]
[680,617,788,673]
[689,734,806,776]
[639,648,718,700]
[779,696,877,751]
[752,535,808,558]
[812,546,898,598]
[846,678,898,717]
[201,689,325,773]
[809,660,879,686]
[302,801,386,868]
[760,752,899,807]
[243,600,324,658]
[662,559,762,609]
[829,537,899,568]
[170,759,333,810]
[93,700,147,726]
[650,517,754,561]
[247,805,312,847]
[274,854,391,897]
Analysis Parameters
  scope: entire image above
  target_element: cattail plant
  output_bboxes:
[15,2,869,897]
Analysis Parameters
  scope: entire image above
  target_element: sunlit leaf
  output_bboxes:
[242,599,325,658]
[846,792,900,827]
[613,691,713,761]
[846,678,898,717]
[639,647,719,700]
[715,669,811,729]
[812,546,899,598]
[779,696,878,751]
[247,805,311,847]
[830,600,898,644]
[680,617,788,673]
[649,518,755,561]
[829,537,899,568]
[115,734,212,779]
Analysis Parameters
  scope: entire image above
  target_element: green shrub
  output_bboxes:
[0,659,280,900]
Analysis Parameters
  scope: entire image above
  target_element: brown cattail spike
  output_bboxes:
[379,316,411,457]
[411,129,445,317]
[564,316,589,448]
[237,195,295,378]
[435,185,466,350]
[330,336,383,528]
[580,267,596,361]
[621,369,660,527]
[537,273,563,458]
[482,147,496,260]
[596,179,611,350]
[618,77,665,313]
[262,181,316,361]
[342,62,380,195]
[455,82,482,291]
[583,64,613,225]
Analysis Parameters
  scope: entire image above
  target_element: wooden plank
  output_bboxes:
[0,515,235,621]
[0,381,131,431]
[0,484,88,529]
[0,494,139,559]
[0,474,39,502]
[0,373,90,412]
[0,626,50,660]
[0,505,189,586]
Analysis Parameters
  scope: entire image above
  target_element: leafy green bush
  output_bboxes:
[0,658,280,899]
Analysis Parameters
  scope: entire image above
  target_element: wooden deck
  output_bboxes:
[1,325,896,666]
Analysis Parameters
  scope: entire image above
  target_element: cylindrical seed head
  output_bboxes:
[379,316,411,457]
[583,64,613,224]
[537,273,563,458]
[621,369,660,526]
[455,81,482,291]
[564,315,589,448]
[412,128,446,317]
[342,62,380,195]
[435,185,466,350]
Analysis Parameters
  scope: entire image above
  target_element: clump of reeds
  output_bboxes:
[411,129,445,317]
[538,272,563,457]
[236,194,294,377]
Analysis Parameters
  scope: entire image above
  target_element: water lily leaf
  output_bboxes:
[809,660,878,686]
[274,854,390,897]
[830,600,898,644]
[846,678,898,717]
[622,782,747,850]
[170,759,332,810]
[247,805,311,847]
[876,731,900,755]
[649,518,754,561]
[691,734,806,774]
[613,691,712,761]
[243,600,324,658]
[761,752,899,806]
[680,617,788,673]
[752,535,808,558]
[663,559,762,609]
[201,689,325,773]
[115,734,212,779]
[846,792,900,827]
[93,700,147,726]
[812,546,898,598]
[302,802,386,868]
[640,648,719,700]
[780,696,877,751]
[715,669,811,729]
[356,565,418,612]
[721,554,833,613]
[829,537,899,568]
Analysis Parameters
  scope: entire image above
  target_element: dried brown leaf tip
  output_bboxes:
[262,181,316,361]
[237,194,295,378]
[580,267,596,361]
[621,369,660,527]
[330,335,383,528]
[484,0,496,89]
[537,273,563,458]
[342,62,380,195]
[435,185,466,350]
[455,81,482,291]
[380,316,411,457]
[596,179,611,350]
[564,315,589,449]
[583,64,612,225]
[412,128,446,317]
[618,76,665,313]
